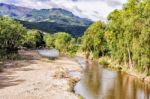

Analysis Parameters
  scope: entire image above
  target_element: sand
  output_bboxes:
[0,50,81,99]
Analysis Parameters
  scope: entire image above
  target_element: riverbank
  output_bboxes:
[99,57,150,84]
[0,50,81,99]
[76,52,150,83]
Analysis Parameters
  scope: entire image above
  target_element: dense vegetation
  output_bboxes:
[0,17,77,59]
[20,20,89,37]
[81,21,107,59]
[43,34,54,48]
[81,0,150,73]
[43,32,78,55]
[106,0,150,72]
[0,0,149,74]
[22,29,43,48]
[0,17,26,59]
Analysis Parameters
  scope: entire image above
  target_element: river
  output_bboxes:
[38,49,150,99]
[74,57,150,99]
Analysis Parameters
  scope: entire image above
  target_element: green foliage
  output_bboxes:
[77,37,82,44]
[43,32,78,55]
[0,17,26,59]
[22,30,43,48]
[81,21,107,59]
[68,38,78,56]
[107,0,150,72]
[54,32,72,52]
[99,58,109,67]
[43,34,54,48]
[21,21,88,37]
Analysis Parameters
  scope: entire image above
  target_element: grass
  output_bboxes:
[99,58,109,67]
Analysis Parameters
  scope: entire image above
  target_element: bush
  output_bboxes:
[0,17,26,59]
[99,58,109,67]
[43,34,54,48]
[68,46,78,57]
[54,32,72,52]
[68,38,78,56]
[92,51,99,59]
[22,30,43,48]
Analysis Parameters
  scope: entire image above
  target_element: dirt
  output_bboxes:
[0,50,81,99]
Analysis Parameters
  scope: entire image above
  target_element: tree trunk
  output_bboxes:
[127,44,132,69]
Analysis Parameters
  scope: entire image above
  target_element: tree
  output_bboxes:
[81,21,107,59]
[54,32,72,52]
[22,30,42,48]
[68,38,78,56]
[0,17,26,58]
[107,0,150,72]
[43,34,54,48]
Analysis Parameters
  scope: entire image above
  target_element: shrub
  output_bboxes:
[99,58,109,67]
[22,30,43,48]
[0,17,26,59]
[43,34,54,48]
[54,32,72,52]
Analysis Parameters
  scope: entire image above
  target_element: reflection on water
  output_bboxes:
[74,59,150,99]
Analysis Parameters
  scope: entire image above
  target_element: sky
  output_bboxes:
[0,0,127,21]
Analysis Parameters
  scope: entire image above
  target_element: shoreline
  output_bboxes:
[98,57,150,84]
[0,50,82,99]
[76,52,150,83]
[103,65,150,84]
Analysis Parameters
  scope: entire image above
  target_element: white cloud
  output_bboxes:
[0,0,127,21]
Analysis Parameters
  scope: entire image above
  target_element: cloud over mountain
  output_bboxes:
[0,0,126,21]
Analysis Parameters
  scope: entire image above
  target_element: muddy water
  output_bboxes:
[74,57,150,99]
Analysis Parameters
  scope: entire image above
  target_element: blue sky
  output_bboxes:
[0,0,126,21]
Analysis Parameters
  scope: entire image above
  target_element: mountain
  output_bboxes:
[0,3,31,18]
[0,3,92,37]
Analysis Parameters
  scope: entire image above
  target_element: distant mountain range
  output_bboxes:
[0,3,92,37]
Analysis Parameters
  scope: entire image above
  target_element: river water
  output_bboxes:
[38,50,150,99]
[74,57,150,99]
